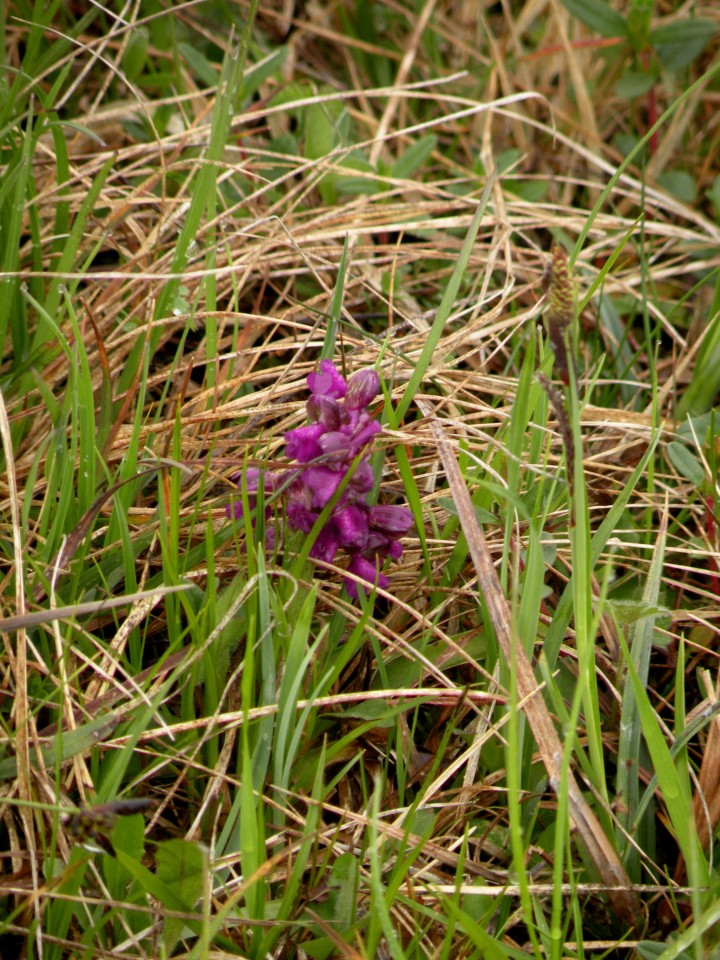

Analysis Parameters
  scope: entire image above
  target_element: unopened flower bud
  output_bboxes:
[346,368,380,410]
[368,504,413,535]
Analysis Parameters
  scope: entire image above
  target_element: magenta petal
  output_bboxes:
[232,467,278,493]
[307,360,347,399]
[364,530,403,560]
[287,501,318,532]
[386,540,403,560]
[344,407,361,428]
[285,423,325,462]
[319,431,351,458]
[348,419,381,456]
[345,555,389,597]
[304,466,342,508]
[365,530,389,553]
[348,460,374,495]
[238,467,261,491]
[231,360,408,602]
[307,395,342,429]
[226,499,246,520]
[309,525,339,562]
[333,504,369,550]
[227,467,279,520]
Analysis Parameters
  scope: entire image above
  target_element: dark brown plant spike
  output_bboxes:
[65,798,156,857]
[81,298,111,376]
[544,244,577,388]
[537,372,575,505]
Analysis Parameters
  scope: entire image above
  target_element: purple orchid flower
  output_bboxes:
[228,362,412,597]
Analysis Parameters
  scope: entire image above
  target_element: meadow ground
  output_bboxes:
[1,1,720,957]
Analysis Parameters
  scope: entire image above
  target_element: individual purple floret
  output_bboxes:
[227,361,412,597]
[307,359,347,400]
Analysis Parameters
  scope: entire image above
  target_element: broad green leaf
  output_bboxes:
[504,178,548,202]
[651,20,718,72]
[561,0,629,38]
[636,943,677,960]
[336,700,393,723]
[335,173,378,195]
[614,68,657,98]
[156,839,208,954]
[103,814,146,907]
[627,0,652,46]
[113,846,203,944]
[657,169,697,204]
[302,938,337,959]
[335,150,377,195]
[156,838,206,906]
[0,714,119,781]
[268,79,314,110]
[438,496,498,525]
[665,441,705,486]
[179,42,221,87]
[242,46,288,102]
[392,134,437,180]
[495,147,522,173]
[305,102,335,160]
[328,852,359,925]
[605,599,667,629]
[121,27,149,83]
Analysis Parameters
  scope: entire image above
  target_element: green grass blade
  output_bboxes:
[395,174,495,423]
[615,505,668,877]
[150,2,259,344]
[543,428,662,667]
[617,628,709,893]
